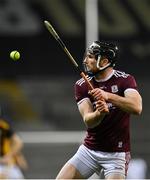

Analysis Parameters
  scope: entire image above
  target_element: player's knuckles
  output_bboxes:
[91,88,100,94]
[95,93,102,99]
[94,95,101,100]
[95,102,100,106]
[95,90,101,95]
[96,103,102,109]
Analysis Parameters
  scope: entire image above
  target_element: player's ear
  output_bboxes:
[99,58,109,66]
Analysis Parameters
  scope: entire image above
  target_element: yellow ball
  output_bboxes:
[10,50,20,61]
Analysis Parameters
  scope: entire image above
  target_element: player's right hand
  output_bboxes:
[95,99,109,113]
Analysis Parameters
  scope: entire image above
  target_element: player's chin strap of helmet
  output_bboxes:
[96,55,112,71]
[85,57,112,77]
[88,55,114,77]
[84,54,115,77]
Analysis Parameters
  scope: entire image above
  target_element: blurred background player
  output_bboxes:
[0,115,28,179]
[56,41,142,179]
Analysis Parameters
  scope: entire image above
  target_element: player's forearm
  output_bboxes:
[10,143,23,156]
[83,110,105,128]
[9,135,23,156]
[107,92,142,115]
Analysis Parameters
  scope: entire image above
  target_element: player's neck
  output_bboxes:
[94,67,114,81]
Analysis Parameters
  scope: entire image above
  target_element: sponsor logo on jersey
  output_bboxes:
[118,141,123,148]
[111,85,118,93]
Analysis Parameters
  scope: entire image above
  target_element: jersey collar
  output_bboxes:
[94,69,115,82]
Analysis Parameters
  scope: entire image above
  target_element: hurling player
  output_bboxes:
[56,41,142,179]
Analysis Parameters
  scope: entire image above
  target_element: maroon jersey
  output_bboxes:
[75,70,138,152]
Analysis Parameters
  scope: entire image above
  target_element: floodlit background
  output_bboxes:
[0,0,150,178]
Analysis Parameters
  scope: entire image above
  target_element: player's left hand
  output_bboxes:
[89,88,108,101]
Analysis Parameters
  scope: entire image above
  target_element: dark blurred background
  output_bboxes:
[0,0,150,178]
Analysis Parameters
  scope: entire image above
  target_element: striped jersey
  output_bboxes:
[75,70,138,152]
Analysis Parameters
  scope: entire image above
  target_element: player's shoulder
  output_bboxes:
[75,75,93,87]
[114,70,133,79]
